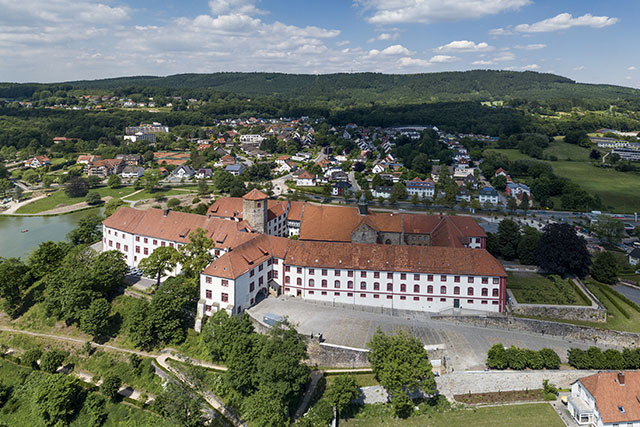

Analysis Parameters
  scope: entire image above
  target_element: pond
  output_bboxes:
[0,208,103,259]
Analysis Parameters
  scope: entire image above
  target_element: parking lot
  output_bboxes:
[249,297,599,371]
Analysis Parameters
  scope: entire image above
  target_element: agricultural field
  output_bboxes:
[507,272,590,306]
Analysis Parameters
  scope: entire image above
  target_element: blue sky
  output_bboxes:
[0,0,637,87]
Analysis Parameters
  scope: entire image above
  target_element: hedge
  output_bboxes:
[487,344,561,370]
[568,346,640,370]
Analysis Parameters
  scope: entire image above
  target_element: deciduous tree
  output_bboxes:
[535,223,591,278]
[138,246,179,287]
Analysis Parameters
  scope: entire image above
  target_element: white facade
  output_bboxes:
[568,382,599,426]
[239,134,264,144]
[296,176,316,186]
[406,185,435,199]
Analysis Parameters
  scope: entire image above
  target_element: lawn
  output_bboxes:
[342,403,563,427]
[326,372,379,388]
[124,187,196,201]
[485,149,532,161]
[507,272,590,306]
[16,186,137,214]
[543,141,591,161]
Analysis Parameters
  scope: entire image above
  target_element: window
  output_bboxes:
[321,291,327,295]
[374,294,380,299]
[169,243,174,248]
[414,274,420,281]
[309,290,315,295]
[413,297,420,301]
[250,298,254,305]
[482,277,489,284]
[206,290,212,299]
[348,293,353,297]
[259,277,263,285]
[467,287,474,296]
[335,292,340,296]
[322,269,327,276]
[387,272,393,279]
[400,284,406,292]
[361,271,367,278]
[309,268,314,275]
[440,285,446,294]
[347,281,353,289]
[250,269,255,277]
[374,272,380,279]
[335,281,340,288]
[400,273,406,280]
[206,277,212,284]
[387,295,392,299]
[143,247,148,255]
[285,276,290,284]
[309,279,315,287]
[427,285,433,294]
[285,266,290,272]
[493,289,499,297]
[454,276,460,283]
[468,276,474,284]
[360,282,366,290]
[441,275,447,282]
[492,301,499,305]
[322,280,327,288]
[413,285,420,293]
[440,298,446,302]
[124,245,128,251]
[493,277,500,284]
[258,264,263,272]
[153,239,157,245]
[250,282,255,292]
[161,241,166,246]
[482,300,488,304]
[296,277,302,286]
[348,271,354,277]
[144,238,148,243]
[427,297,433,302]
[222,279,228,287]
[482,288,488,296]
[387,283,393,292]
[116,243,120,249]
[273,271,278,279]
[373,282,380,290]
[454,286,460,295]
[360,293,366,298]
[267,258,272,266]
[108,240,113,247]
[400,296,406,300]
[221,293,228,302]
[335,270,340,276]
[427,274,433,281]
[468,300,474,304]
[273,259,279,265]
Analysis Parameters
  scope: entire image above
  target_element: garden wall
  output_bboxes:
[507,290,607,323]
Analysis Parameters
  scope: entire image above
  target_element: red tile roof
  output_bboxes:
[103,207,257,248]
[207,198,289,222]
[287,201,305,222]
[243,189,268,201]
[579,372,640,424]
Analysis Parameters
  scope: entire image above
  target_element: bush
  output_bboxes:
[85,191,102,205]
[21,348,42,369]
[487,344,508,369]
[40,350,67,373]
[85,393,108,427]
[487,344,560,370]
[391,390,413,418]
[539,348,561,369]
[167,198,180,208]
[192,196,200,204]
[100,374,122,401]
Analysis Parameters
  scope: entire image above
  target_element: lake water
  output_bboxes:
[0,208,103,259]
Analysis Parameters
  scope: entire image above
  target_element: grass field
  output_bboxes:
[342,403,563,427]
[485,149,532,161]
[326,372,379,388]
[507,272,590,306]
[16,186,137,214]
[543,142,591,161]
[123,187,196,201]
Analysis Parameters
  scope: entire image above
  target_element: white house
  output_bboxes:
[239,134,264,144]
[372,186,393,199]
[169,165,195,181]
[277,160,297,174]
[296,171,316,186]
[478,187,499,205]
[629,248,640,266]
[406,177,435,199]
[24,156,51,168]
[121,166,145,179]
[569,372,640,426]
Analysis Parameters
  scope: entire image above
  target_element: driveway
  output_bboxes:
[249,297,600,371]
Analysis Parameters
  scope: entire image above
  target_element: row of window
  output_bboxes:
[284,266,499,284]
[304,291,499,305]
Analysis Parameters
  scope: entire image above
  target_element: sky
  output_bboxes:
[0,0,638,87]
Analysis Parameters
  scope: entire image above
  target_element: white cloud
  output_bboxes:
[514,43,547,50]
[521,64,541,70]
[514,13,619,33]
[208,0,266,16]
[492,51,515,62]
[336,40,350,46]
[368,32,400,43]
[428,55,457,63]
[399,57,431,67]
[356,0,531,24]
[436,40,492,52]
[628,66,637,71]
[369,44,413,56]
[573,65,586,71]
[489,27,513,36]
[472,60,495,65]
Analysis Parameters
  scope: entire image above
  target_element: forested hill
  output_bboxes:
[3,70,639,104]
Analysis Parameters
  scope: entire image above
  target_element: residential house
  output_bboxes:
[121,166,145,179]
[372,186,393,199]
[221,154,236,166]
[239,134,264,144]
[195,168,213,179]
[85,159,124,177]
[296,171,316,186]
[332,181,352,196]
[225,164,245,176]
[569,372,640,426]
[464,174,479,190]
[629,248,640,266]
[277,160,297,174]
[478,187,499,205]
[406,177,435,200]
[495,168,508,177]
[456,188,471,203]
[169,165,195,181]
[24,156,51,168]
[116,154,142,166]
[506,182,531,200]
[77,155,101,165]
[275,155,291,167]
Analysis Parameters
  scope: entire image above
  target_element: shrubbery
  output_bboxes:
[487,344,560,370]
[568,346,640,370]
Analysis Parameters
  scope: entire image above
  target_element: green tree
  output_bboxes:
[42,175,54,188]
[138,246,179,287]
[149,277,195,345]
[21,348,42,369]
[487,343,508,369]
[85,191,102,205]
[539,348,561,369]
[28,241,66,279]
[497,219,521,261]
[67,213,102,245]
[506,197,518,213]
[243,385,288,427]
[167,197,180,209]
[202,311,254,362]
[32,373,82,426]
[80,298,112,338]
[592,215,625,246]
[389,183,406,204]
[0,178,12,196]
[197,179,209,195]
[107,174,121,189]
[87,175,102,189]
[517,228,540,265]
[40,350,66,373]
[100,375,122,401]
[390,390,413,418]
[177,228,214,279]
[143,169,161,192]
[153,381,203,427]
[0,257,32,316]
[411,153,431,174]
[65,177,89,198]
[85,393,108,427]
[491,175,507,191]
[326,375,359,417]
[104,198,125,217]
[564,130,590,147]
[591,251,619,284]
[91,250,128,296]
[519,193,530,211]
[535,223,591,278]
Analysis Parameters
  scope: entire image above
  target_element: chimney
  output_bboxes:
[163,208,170,217]
[618,372,625,385]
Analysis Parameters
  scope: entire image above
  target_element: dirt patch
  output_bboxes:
[454,389,545,404]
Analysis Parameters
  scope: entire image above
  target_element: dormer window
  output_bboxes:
[619,406,625,413]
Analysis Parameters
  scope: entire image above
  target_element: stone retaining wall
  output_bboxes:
[431,315,640,348]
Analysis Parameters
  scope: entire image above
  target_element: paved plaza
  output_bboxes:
[249,297,601,371]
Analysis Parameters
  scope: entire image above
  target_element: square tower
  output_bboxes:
[242,189,268,234]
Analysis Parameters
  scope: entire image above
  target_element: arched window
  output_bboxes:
[400,284,406,292]
[385,239,391,245]
[360,282,366,290]
[467,287,474,296]
[440,285,447,294]
[492,289,499,297]
[454,286,460,295]
[296,277,302,285]
[482,288,488,296]
[335,280,340,288]
[413,284,420,293]
[387,283,393,291]
[322,279,327,288]
[427,285,433,294]
[347,281,353,289]
[309,279,315,287]
[373,282,380,290]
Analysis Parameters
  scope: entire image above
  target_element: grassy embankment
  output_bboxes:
[15,186,137,214]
